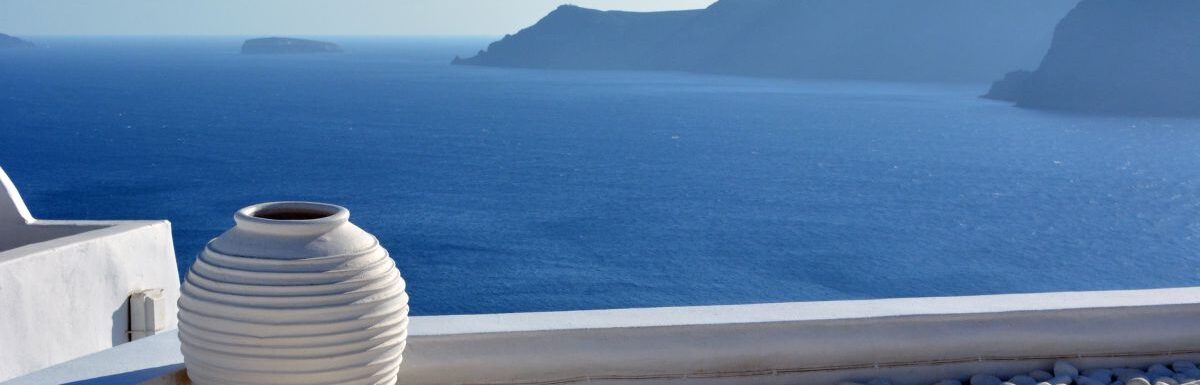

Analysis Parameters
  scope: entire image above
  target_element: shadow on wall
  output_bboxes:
[111,300,129,346]
[62,364,184,385]
[0,225,110,253]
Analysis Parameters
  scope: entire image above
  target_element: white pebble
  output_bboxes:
[1048,375,1072,385]
[1151,365,1175,376]
[1174,362,1199,373]
[1119,371,1151,383]
[831,362,1200,385]
[1056,361,1081,378]
[972,375,1003,385]
[1085,369,1114,383]
[1030,371,1054,382]
[1008,375,1038,385]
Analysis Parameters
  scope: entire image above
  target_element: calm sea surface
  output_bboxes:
[3,37,1200,315]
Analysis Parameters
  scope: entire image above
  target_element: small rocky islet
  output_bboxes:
[240,37,343,54]
[845,360,1200,385]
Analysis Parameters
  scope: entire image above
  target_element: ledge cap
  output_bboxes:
[0,166,34,225]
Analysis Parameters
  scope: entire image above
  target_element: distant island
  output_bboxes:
[453,0,1078,83]
[241,37,342,55]
[986,0,1200,116]
[0,34,34,49]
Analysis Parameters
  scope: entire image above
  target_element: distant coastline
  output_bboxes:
[453,1,1077,83]
[0,34,35,49]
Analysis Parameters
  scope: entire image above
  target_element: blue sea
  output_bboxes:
[3,37,1200,316]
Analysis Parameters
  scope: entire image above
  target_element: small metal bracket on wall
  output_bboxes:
[129,289,166,341]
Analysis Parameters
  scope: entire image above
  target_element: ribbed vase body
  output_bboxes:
[178,202,409,385]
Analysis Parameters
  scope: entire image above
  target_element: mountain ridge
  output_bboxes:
[455,0,1079,83]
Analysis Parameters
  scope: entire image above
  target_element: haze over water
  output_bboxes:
[3,38,1200,315]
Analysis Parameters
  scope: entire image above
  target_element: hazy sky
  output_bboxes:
[0,0,716,36]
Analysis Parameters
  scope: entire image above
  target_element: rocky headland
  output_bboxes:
[0,34,34,49]
[985,0,1200,116]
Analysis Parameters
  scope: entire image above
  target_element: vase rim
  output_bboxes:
[234,201,350,235]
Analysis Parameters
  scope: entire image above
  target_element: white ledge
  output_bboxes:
[0,331,185,385]
[9,287,1200,385]
[414,286,1200,335]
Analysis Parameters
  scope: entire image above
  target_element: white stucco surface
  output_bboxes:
[396,287,1200,385]
[1,331,184,385]
[0,167,181,382]
[411,287,1200,334]
[9,287,1200,385]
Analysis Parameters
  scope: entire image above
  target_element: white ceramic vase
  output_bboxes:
[178,202,409,385]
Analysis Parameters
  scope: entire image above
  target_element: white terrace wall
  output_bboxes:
[17,286,1200,385]
[396,288,1200,385]
[0,167,181,382]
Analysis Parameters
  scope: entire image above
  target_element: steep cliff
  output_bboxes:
[983,70,1033,102]
[454,1,1077,83]
[988,0,1200,116]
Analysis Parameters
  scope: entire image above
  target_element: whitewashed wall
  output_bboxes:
[395,288,1200,385]
[10,287,1200,385]
[0,167,180,382]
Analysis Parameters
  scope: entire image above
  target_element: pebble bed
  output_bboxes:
[842,360,1200,385]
